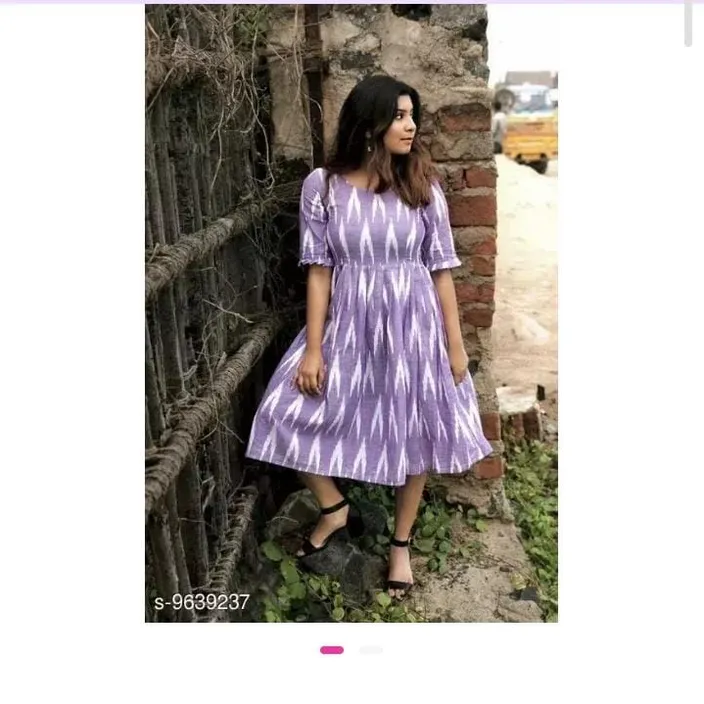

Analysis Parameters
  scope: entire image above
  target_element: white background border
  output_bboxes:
[0,2,702,700]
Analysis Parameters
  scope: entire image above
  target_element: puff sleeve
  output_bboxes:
[299,169,334,268]
[421,181,462,272]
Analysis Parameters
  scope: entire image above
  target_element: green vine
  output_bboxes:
[255,482,494,623]
[346,482,489,571]
[504,440,559,622]
[257,541,422,623]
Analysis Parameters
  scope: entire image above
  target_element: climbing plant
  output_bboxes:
[253,482,501,623]
[504,439,559,622]
[258,540,422,623]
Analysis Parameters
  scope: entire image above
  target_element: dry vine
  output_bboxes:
[145,4,315,621]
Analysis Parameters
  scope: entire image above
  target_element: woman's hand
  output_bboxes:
[448,345,469,385]
[295,347,326,395]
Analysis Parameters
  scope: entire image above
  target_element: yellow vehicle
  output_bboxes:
[497,83,558,175]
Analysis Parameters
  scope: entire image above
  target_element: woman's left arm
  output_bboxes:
[421,181,469,385]
[432,270,469,384]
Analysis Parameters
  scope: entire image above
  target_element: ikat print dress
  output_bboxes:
[245,168,492,486]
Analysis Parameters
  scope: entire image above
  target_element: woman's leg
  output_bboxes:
[296,472,349,555]
[388,473,427,597]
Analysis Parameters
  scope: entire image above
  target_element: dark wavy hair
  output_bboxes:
[324,75,436,209]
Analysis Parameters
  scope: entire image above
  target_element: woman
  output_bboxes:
[246,75,492,598]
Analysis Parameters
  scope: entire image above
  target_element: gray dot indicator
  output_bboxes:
[359,645,384,655]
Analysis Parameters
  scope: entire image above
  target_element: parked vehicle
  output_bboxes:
[495,83,557,175]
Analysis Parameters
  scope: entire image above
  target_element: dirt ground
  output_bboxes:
[491,156,558,411]
[409,516,542,623]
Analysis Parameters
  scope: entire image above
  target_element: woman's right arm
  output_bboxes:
[305,265,332,353]
[296,171,334,395]
[296,265,331,396]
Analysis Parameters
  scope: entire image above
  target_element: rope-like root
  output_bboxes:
[198,485,258,623]
[144,314,282,518]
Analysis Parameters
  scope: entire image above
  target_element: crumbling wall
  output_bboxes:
[268,5,505,494]
[265,6,311,163]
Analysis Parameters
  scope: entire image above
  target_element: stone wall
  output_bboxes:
[267,4,505,486]
[266,6,310,163]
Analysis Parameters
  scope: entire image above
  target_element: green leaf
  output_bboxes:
[332,607,345,621]
[376,533,390,545]
[264,610,279,623]
[289,581,306,600]
[373,543,387,556]
[390,606,406,621]
[414,538,435,554]
[427,557,439,572]
[435,526,448,540]
[350,609,365,622]
[333,594,343,609]
[437,540,451,554]
[438,559,449,575]
[361,535,375,550]
[261,541,284,562]
[280,560,300,584]
[376,591,392,608]
[474,519,488,533]
[308,576,321,592]
[421,524,436,538]
[459,546,472,558]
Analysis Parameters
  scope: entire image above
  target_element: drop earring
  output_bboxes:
[366,132,372,152]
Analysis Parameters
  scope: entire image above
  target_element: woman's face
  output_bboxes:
[382,94,416,155]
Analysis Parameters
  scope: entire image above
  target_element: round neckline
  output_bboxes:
[336,173,379,194]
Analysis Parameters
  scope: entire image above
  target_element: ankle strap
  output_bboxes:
[320,497,349,515]
[390,536,410,547]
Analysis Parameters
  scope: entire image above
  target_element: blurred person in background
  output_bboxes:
[492,98,507,154]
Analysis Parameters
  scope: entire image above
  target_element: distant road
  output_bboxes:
[492,156,557,395]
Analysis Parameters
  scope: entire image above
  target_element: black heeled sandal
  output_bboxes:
[386,537,414,598]
[298,496,364,558]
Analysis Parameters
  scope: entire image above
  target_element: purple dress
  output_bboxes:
[245,168,492,486]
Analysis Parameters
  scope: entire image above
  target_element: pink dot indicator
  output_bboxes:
[320,645,344,655]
